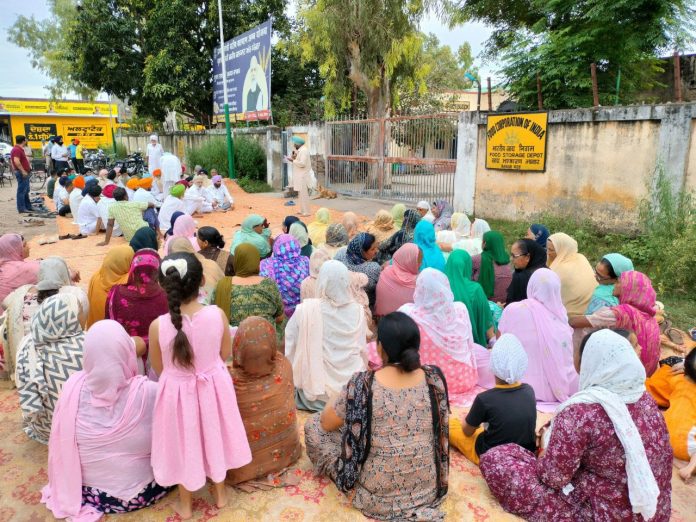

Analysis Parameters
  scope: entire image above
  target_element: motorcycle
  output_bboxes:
[83,148,108,171]
[111,152,146,177]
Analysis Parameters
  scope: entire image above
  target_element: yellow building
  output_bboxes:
[0,97,118,149]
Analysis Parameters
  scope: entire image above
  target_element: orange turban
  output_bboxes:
[126,178,140,189]
[152,169,162,177]
[139,177,153,189]
[73,176,85,189]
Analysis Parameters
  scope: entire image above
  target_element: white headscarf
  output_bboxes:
[471,218,491,239]
[399,268,476,366]
[548,329,659,520]
[317,260,352,306]
[36,257,71,291]
[149,134,158,142]
[489,334,528,384]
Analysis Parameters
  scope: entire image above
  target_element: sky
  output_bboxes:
[0,0,496,100]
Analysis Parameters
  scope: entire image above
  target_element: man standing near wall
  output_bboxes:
[146,134,163,177]
[10,135,33,214]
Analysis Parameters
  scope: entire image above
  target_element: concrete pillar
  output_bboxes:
[453,111,479,214]
[654,104,694,194]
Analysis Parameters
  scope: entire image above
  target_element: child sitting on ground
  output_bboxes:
[450,334,537,465]
[646,346,696,483]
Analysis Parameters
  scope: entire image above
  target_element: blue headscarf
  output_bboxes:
[346,232,371,264]
[414,221,446,272]
[530,224,550,248]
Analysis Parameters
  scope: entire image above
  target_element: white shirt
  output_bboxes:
[160,153,182,183]
[147,143,164,174]
[51,144,69,161]
[185,185,208,203]
[158,195,186,232]
[76,195,100,235]
[206,184,233,205]
[125,187,135,200]
[150,178,163,201]
[96,197,122,236]
[69,189,84,217]
[133,188,158,206]
[54,185,68,211]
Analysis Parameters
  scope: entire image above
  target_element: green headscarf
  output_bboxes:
[230,214,271,257]
[391,204,406,229]
[478,230,509,299]
[445,250,493,347]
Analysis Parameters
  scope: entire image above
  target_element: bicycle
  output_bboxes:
[29,169,48,191]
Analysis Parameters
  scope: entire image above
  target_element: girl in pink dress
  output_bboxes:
[149,252,252,519]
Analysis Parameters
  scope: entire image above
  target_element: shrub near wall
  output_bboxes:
[187,138,229,176]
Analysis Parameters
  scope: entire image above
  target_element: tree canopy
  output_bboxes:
[445,0,696,108]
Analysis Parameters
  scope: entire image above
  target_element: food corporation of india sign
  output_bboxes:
[485,112,548,172]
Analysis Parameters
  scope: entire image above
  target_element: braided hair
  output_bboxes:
[158,252,203,368]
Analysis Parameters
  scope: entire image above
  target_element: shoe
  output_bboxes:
[284,200,296,206]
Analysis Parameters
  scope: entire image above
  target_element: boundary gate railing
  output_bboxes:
[325,113,458,203]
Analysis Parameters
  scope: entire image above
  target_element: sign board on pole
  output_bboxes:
[485,112,548,171]
[213,20,272,122]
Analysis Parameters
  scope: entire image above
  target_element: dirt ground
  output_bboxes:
[0,180,57,241]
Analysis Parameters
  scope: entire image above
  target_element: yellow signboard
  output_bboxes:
[0,98,117,117]
[10,115,114,149]
[486,112,548,172]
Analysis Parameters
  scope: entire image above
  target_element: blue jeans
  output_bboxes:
[14,171,32,213]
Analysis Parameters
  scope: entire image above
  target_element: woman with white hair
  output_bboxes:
[146,135,163,177]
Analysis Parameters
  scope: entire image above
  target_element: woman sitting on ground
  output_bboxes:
[341,211,360,239]
[304,311,449,521]
[321,223,349,259]
[479,329,673,522]
[436,212,471,253]
[506,239,547,305]
[391,203,406,229]
[0,233,40,307]
[86,245,135,328]
[414,220,446,272]
[398,268,478,396]
[375,209,421,264]
[498,269,578,405]
[41,320,170,520]
[431,199,454,232]
[3,257,87,381]
[214,244,286,341]
[197,226,234,276]
[526,223,550,249]
[16,294,85,444]
[129,226,159,252]
[445,250,495,347]
[585,253,634,314]
[471,231,512,305]
[285,261,367,412]
[335,232,382,306]
[230,214,272,258]
[226,317,302,486]
[546,232,597,316]
[569,270,661,376]
[106,249,168,366]
[450,334,536,465]
[260,234,309,319]
[308,207,331,246]
[366,209,398,245]
[374,243,421,317]
[289,221,314,258]
[163,213,199,255]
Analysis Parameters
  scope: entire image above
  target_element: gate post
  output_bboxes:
[453,111,479,214]
[378,117,385,196]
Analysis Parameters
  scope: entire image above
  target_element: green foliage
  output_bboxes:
[98,142,128,159]
[236,177,273,193]
[10,0,288,124]
[186,136,266,181]
[187,139,230,177]
[299,0,432,117]
[445,0,696,109]
[234,137,266,182]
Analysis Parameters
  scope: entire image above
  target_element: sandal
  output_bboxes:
[71,234,87,240]
[665,327,686,346]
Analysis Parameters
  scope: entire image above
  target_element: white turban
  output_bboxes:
[489,334,528,384]
[149,134,158,142]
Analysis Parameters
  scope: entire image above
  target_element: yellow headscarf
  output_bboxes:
[548,232,598,315]
[366,209,397,244]
[86,245,134,328]
[307,207,331,246]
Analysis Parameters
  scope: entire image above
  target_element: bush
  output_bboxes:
[234,137,266,182]
[186,138,229,176]
[186,136,266,181]
[236,177,273,193]
[97,142,128,158]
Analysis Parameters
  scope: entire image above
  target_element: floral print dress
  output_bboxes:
[479,393,673,521]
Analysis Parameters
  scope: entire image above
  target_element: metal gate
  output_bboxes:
[326,114,458,203]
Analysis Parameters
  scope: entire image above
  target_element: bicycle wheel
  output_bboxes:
[30,170,47,190]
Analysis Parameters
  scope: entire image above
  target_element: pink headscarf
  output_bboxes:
[374,243,420,316]
[42,320,157,521]
[0,233,40,305]
[164,214,199,254]
[399,268,476,365]
[613,271,660,376]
